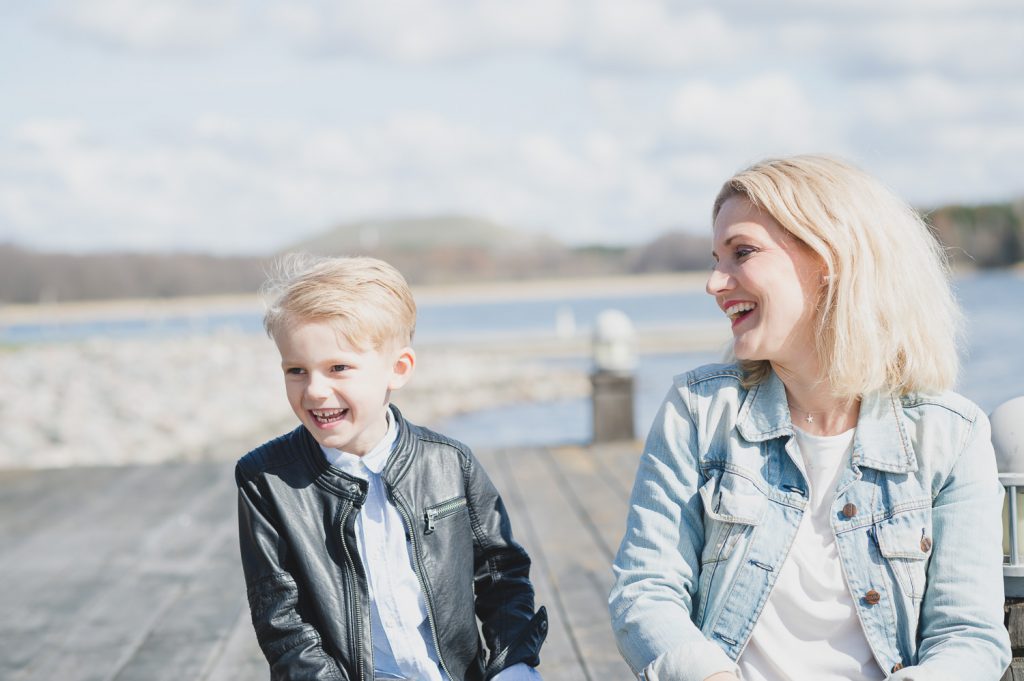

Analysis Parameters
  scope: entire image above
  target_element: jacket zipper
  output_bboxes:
[424,496,468,534]
[393,493,455,681]
[339,502,369,681]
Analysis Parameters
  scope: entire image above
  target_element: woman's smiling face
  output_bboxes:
[707,195,825,369]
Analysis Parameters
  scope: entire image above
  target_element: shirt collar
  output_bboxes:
[736,369,918,473]
[320,410,399,477]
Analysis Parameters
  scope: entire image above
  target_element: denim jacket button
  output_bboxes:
[842,503,858,518]
[864,589,881,605]
[921,536,932,552]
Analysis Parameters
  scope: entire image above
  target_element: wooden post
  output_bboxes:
[1004,599,1024,680]
[590,310,636,444]
[591,370,634,443]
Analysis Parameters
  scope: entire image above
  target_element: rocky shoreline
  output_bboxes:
[0,330,590,469]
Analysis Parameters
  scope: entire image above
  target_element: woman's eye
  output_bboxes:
[735,246,757,259]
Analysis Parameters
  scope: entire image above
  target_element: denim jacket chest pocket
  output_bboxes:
[873,503,933,602]
[698,468,767,566]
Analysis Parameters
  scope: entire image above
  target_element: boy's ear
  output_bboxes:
[388,346,416,390]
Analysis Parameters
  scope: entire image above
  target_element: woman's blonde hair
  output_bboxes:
[262,254,416,350]
[713,155,962,397]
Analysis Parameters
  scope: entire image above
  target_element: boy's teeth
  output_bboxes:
[725,302,756,319]
[312,408,346,419]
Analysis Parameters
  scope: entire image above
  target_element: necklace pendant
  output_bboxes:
[805,414,814,424]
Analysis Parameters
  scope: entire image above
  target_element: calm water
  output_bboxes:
[437,270,1024,448]
[0,288,721,345]
[4,270,1022,448]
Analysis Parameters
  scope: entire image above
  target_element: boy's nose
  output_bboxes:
[304,373,331,399]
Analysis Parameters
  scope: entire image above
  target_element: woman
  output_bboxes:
[608,155,1011,681]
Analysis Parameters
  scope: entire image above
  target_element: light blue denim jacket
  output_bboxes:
[609,363,1010,681]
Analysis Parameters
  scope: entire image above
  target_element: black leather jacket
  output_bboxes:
[236,406,547,681]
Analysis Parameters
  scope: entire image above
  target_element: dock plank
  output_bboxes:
[479,448,589,681]
[588,442,643,503]
[543,444,630,560]
[2,465,215,680]
[202,607,269,681]
[0,443,642,681]
[493,446,634,680]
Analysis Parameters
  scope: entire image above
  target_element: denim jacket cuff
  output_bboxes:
[643,639,738,681]
[889,664,960,681]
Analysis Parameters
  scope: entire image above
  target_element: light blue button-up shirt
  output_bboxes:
[324,414,542,681]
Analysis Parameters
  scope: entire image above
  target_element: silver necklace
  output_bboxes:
[788,403,820,424]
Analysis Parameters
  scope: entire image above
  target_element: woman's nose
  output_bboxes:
[706,264,732,296]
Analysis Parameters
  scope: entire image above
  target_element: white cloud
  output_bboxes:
[668,75,835,153]
[0,111,733,252]
[47,0,246,52]
[8,1,1022,254]
[577,2,735,70]
[265,0,575,61]
[42,0,1022,86]
[260,0,1023,81]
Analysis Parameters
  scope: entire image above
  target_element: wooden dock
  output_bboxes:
[0,443,640,681]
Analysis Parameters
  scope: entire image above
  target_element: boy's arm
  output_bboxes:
[236,463,349,681]
[464,450,548,677]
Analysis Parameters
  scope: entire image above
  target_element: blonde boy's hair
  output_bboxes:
[713,154,962,398]
[262,254,416,350]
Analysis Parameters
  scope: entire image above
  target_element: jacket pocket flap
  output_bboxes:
[875,516,929,560]
[699,472,765,526]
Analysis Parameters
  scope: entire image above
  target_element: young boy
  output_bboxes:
[236,255,547,681]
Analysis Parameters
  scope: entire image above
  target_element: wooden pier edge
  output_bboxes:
[1004,599,1024,680]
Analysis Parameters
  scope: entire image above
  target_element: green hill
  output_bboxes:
[285,214,558,255]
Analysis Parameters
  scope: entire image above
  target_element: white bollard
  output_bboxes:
[591,310,637,443]
[992,396,1024,595]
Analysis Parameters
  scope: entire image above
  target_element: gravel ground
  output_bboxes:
[0,331,588,469]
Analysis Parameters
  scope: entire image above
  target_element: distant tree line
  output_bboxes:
[0,245,269,304]
[1,200,1020,304]
[928,201,1024,268]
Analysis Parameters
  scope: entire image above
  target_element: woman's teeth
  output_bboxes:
[725,302,756,320]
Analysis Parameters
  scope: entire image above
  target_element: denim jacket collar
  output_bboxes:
[736,370,918,474]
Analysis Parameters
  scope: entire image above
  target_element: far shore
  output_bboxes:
[3,267,1019,327]
[0,271,710,325]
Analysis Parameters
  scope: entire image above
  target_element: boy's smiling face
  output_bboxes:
[274,319,415,456]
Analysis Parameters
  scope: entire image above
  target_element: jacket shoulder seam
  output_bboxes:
[237,429,307,480]
[900,393,978,424]
[678,363,744,389]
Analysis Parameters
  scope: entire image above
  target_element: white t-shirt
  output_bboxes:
[737,427,885,681]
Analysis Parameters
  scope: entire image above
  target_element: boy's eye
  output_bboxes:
[285,367,306,375]
[331,365,350,372]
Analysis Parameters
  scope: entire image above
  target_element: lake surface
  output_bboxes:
[0,287,722,345]
[436,270,1024,448]
[4,270,1022,449]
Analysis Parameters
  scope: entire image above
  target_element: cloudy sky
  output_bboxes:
[1,0,1022,255]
